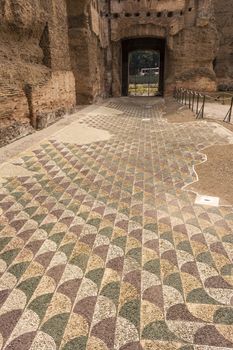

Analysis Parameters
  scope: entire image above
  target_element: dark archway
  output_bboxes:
[122,37,166,96]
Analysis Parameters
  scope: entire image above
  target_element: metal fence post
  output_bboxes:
[201,95,206,119]
[196,93,199,116]
[196,94,205,119]
[192,91,195,111]
[174,88,230,123]
[224,97,233,123]
[134,75,136,96]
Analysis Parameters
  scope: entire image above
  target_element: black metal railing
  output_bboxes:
[174,87,233,123]
[174,88,206,119]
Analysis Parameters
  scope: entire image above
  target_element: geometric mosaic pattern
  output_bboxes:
[0,98,232,349]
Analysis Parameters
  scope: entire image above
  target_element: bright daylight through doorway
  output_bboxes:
[128,50,160,97]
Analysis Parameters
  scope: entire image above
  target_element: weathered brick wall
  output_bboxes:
[0,0,76,146]
[55,0,233,100]
[214,0,233,90]
[168,24,218,93]
[32,72,76,129]
[110,0,219,95]
[67,0,110,104]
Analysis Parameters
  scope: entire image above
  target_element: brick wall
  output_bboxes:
[0,0,76,146]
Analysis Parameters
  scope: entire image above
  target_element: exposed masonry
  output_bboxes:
[105,7,193,18]
[0,0,232,147]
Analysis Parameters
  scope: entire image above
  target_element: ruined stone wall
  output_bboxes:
[110,0,219,95]
[67,0,232,99]
[67,0,110,104]
[214,0,233,91]
[0,0,76,146]
[0,0,232,147]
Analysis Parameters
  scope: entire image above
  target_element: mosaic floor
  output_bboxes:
[0,98,233,350]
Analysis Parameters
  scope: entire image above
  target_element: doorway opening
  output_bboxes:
[122,37,165,96]
[128,50,160,96]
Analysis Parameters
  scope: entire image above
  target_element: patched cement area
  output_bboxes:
[211,122,233,142]
[51,122,112,144]
[86,106,124,117]
[0,163,35,178]
[187,144,233,205]
[163,99,198,123]
[164,100,233,206]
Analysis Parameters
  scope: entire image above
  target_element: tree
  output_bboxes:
[129,50,160,75]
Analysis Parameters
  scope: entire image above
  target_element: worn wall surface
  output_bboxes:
[66,0,111,104]
[110,0,219,95]
[0,0,76,146]
[214,0,233,90]
[67,0,219,99]
[109,0,232,95]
